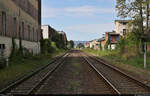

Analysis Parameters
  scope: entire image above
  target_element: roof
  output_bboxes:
[108,32,120,35]
[58,31,66,34]
[98,37,105,42]
[115,20,131,23]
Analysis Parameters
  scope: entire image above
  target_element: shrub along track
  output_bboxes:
[82,51,150,94]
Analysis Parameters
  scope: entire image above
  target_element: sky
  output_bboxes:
[42,0,118,41]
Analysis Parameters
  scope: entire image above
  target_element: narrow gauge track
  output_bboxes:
[0,52,70,95]
[82,51,150,94]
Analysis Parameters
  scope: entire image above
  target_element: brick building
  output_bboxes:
[58,31,68,47]
[0,0,41,58]
[101,32,120,50]
[85,42,90,48]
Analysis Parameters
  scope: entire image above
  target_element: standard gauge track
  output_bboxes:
[0,52,70,95]
[82,51,150,94]
[37,50,118,94]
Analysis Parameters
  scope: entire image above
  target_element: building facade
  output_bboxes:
[85,42,90,48]
[58,31,68,47]
[115,20,131,36]
[101,32,120,50]
[0,0,41,58]
[41,25,56,40]
[89,39,100,50]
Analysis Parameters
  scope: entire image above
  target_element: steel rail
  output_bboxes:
[91,55,150,91]
[28,53,69,94]
[0,52,69,95]
[82,54,121,94]
[83,51,150,92]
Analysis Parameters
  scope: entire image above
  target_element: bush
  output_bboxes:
[0,58,6,69]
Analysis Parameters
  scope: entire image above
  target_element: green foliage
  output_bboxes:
[52,32,67,49]
[67,40,74,49]
[104,40,110,50]
[10,38,19,58]
[99,42,102,50]
[70,40,74,48]
[0,50,66,89]
[0,51,6,69]
[77,43,84,48]
[40,39,55,55]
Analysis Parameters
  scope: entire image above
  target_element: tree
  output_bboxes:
[51,32,67,49]
[116,0,150,34]
[69,40,74,48]
[77,43,84,49]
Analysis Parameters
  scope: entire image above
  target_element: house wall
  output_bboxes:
[115,21,128,36]
[0,36,40,58]
[101,32,109,47]
[41,26,49,39]
[89,40,99,50]
[0,0,41,58]
[147,45,150,51]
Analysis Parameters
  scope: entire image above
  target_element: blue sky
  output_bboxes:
[42,0,118,41]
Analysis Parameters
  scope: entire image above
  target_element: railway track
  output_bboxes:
[82,51,150,94]
[78,52,118,94]
[0,52,70,95]
[37,50,117,94]
[1,50,150,95]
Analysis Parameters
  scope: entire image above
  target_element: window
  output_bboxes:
[28,25,30,40]
[37,29,39,41]
[21,22,24,39]
[109,36,112,41]
[123,22,127,25]
[13,17,17,37]
[0,44,5,49]
[123,29,126,35]
[116,36,119,41]
[2,12,6,36]
[32,28,34,41]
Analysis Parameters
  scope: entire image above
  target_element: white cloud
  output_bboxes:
[64,23,115,39]
[42,5,115,18]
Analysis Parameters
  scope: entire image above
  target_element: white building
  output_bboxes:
[115,20,131,36]
[41,25,55,40]
[89,39,100,50]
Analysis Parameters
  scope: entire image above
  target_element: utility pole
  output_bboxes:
[144,42,147,69]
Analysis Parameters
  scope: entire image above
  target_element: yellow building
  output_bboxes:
[0,0,41,58]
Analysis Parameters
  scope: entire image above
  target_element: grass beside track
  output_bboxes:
[83,48,150,70]
[0,50,66,90]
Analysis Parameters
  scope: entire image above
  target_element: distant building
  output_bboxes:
[89,39,100,50]
[58,31,68,47]
[85,42,90,48]
[0,0,41,58]
[101,32,120,50]
[41,25,56,40]
[115,20,131,36]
